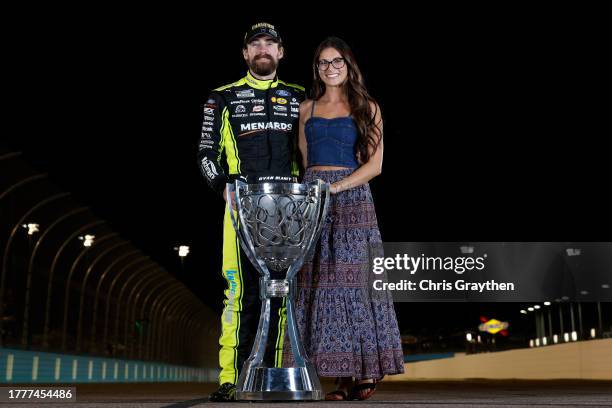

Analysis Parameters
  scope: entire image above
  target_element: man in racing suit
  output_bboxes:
[198,22,305,402]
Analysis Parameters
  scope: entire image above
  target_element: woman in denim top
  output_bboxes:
[282,37,404,401]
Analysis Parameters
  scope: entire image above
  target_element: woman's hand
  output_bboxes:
[329,180,352,194]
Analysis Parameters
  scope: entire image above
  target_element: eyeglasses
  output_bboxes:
[317,57,346,71]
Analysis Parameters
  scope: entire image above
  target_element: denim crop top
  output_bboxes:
[305,101,359,168]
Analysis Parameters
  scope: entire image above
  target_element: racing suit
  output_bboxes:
[198,70,305,385]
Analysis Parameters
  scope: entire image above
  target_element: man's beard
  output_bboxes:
[249,55,278,76]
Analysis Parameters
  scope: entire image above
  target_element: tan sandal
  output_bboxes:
[325,377,352,401]
[351,378,377,400]
[325,389,349,400]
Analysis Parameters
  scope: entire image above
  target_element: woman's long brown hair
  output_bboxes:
[311,37,382,163]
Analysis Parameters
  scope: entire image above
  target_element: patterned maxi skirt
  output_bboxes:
[282,168,405,380]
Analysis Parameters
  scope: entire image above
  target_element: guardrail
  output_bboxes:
[0,348,219,383]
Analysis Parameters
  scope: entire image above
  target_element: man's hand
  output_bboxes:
[223,186,237,210]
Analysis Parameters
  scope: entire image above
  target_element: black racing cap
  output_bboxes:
[243,22,281,47]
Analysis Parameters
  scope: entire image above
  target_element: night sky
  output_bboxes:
[4,6,609,338]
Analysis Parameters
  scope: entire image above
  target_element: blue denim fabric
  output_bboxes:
[305,117,359,168]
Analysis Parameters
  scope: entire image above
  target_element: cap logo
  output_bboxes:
[251,22,275,30]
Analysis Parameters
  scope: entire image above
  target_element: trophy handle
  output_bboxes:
[285,179,330,280]
[285,295,308,366]
[228,181,272,369]
[227,181,270,279]
[307,179,331,259]
[283,180,330,367]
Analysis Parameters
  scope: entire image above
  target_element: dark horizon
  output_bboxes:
[3,7,610,340]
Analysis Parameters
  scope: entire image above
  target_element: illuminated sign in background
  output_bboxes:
[478,316,509,336]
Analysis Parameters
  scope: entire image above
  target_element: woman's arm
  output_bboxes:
[298,99,312,170]
[330,101,384,194]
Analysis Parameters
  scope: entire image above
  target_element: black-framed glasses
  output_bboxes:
[317,57,346,71]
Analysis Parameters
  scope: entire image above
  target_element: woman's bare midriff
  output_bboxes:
[308,165,352,171]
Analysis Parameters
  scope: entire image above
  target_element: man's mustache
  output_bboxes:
[254,54,273,61]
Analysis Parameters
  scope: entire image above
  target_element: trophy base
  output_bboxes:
[237,390,322,400]
[236,367,323,401]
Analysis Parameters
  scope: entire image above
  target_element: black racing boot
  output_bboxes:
[208,382,236,402]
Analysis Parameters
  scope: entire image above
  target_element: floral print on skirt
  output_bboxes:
[282,168,404,380]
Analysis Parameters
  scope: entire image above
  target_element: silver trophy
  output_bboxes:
[226,179,330,400]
